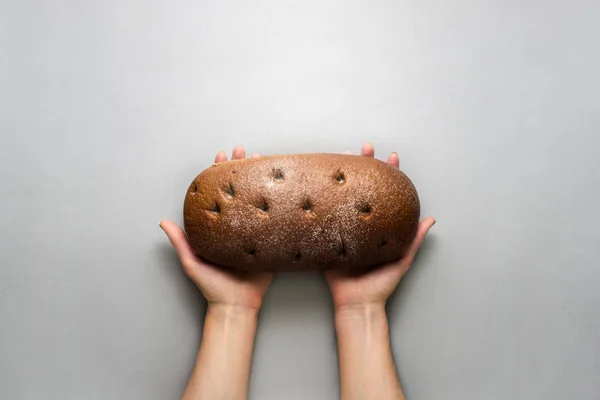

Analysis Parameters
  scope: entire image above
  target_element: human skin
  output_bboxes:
[160,143,435,400]
[326,144,436,400]
[160,146,271,400]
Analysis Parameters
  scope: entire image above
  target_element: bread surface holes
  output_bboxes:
[272,168,285,182]
[301,198,313,212]
[255,197,269,214]
[337,236,347,256]
[223,183,235,199]
[356,202,372,217]
[205,202,221,216]
[334,170,346,184]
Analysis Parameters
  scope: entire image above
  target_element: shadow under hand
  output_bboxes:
[387,234,440,324]
[261,271,333,319]
[155,242,207,325]
[259,271,336,342]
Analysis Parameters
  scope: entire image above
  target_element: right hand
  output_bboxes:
[325,143,435,312]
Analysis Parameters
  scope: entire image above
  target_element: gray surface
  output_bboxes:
[1,0,599,399]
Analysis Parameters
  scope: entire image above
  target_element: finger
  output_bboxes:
[214,151,227,163]
[159,220,198,269]
[361,142,375,158]
[406,217,436,261]
[232,145,246,160]
[251,153,261,159]
[343,150,353,155]
[387,152,400,169]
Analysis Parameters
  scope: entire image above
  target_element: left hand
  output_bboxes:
[160,146,272,313]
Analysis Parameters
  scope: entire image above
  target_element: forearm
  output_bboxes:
[334,305,405,400]
[183,305,259,400]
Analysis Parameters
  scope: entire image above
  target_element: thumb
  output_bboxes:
[159,220,198,270]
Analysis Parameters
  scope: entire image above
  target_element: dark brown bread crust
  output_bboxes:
[183,153,420,272]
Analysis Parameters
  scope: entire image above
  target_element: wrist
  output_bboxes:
[207,303,260,321]
[334,303,388,331]
[334,302,386,318]
[201,304,259,354]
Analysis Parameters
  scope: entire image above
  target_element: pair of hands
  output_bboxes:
[160,143,435,314]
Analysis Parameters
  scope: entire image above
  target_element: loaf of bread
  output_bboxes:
[183,153,420,272]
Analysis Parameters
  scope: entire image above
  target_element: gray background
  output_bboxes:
[1,0,599,399]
